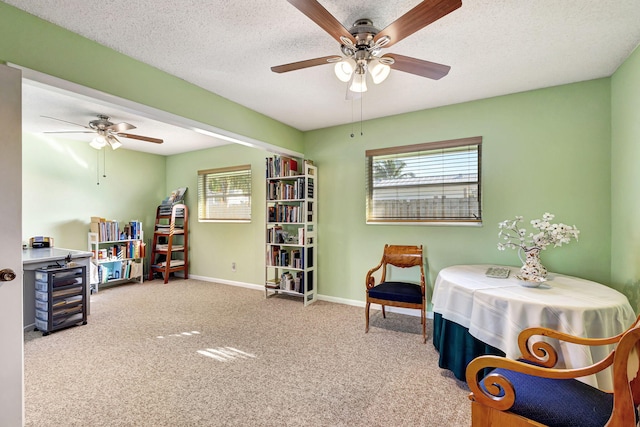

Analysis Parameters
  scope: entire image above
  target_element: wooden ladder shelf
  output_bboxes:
[148,204,189,283]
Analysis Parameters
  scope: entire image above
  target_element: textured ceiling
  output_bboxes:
[5,0,640,154]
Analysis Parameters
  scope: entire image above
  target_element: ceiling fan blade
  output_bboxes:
[43,130,95,134]
[287,0,355,45]
[385,53,450,80]
[271,55,340,73]
[374,0,461,47]
[41,115,92,130]
[117,133,164,144]
[106,122,136,132]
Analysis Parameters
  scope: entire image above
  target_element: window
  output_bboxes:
[365,136,482,224]
[197,165,252,222]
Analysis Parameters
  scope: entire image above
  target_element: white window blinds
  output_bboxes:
[365,136,482,223]
[197,165,252,222]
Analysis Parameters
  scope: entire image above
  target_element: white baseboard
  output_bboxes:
[188,274,264,291]
[188,275,433,319]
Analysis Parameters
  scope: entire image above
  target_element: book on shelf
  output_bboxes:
[281,272,294,291]
[95,259,142,283]
[268,204,302,223]
[266,226,284,244]
[296,271,304,293]
[291,249,302,269]
[266,155,299,178]
[156,260,185,267]
[90,217,142,241]
[265,278,280,289]
[129,261,142,279]
[155,244,184,251]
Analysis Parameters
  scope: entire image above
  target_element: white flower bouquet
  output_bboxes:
[497,212,580,252]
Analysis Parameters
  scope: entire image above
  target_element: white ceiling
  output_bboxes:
[20,79,230,156]
[6,0,640,155]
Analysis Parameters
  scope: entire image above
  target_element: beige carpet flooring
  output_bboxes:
[24,279,471,426]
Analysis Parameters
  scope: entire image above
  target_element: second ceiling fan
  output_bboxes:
[271,0,462,94]
[43,114,163,150]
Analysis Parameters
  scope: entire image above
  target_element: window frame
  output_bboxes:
[365,136,482,225]
[197,164,252,223]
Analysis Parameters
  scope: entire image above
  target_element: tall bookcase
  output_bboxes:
[88,219,144,292]
[265,156,317,306]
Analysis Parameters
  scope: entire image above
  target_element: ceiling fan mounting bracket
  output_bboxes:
[349,19,378,46]
[89,114,114,131]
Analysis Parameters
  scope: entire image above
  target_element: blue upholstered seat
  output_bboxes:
[365,244,426,342]
[485,367,613,427]
[367,281,422,304]
[467,317,640,427]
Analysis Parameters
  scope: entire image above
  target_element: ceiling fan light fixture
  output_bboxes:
[90,135,107,150]
[334,59,354,82]
[349,72,368,93]
[107,135,122,150]
[370,60,391,84]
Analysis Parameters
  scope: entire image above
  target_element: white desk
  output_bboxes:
[432,264,636,389]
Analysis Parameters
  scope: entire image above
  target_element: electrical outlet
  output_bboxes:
[231,262,236,272]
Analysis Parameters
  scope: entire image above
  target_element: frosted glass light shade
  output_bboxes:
[90,135,107,149]
[107,135,122,150]
[370,61,391,84]
[349,73,367,93]
[334,60,354,82]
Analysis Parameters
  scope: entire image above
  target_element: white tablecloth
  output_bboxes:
[432,264,636,389]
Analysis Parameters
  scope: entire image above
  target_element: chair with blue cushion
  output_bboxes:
[465,314,640,427]
[365,244,426,343]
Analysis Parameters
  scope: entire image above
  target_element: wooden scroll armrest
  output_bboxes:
[609,328,640,426]
[466,353,615,411]
[518,326,624,368]
[365,262,384,290]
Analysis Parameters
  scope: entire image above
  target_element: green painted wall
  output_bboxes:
[304,80,612,302]
[10,1,635,309]
[0,2,303,153]
[165,144,268,284]
[611,45,640,311]
[22,133,165,251]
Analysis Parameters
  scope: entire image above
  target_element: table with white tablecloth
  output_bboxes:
[432,264,636,389]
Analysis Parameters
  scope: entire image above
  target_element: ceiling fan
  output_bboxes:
[271,0,462,94]
[42,114,164,150]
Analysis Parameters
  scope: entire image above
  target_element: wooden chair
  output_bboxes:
[365,244,426,343]
[466,314,640,427]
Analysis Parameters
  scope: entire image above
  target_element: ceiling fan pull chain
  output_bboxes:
[103,149,107,179]
[96,150,100,185]
[360,94,364,136]
[350,98,355,138]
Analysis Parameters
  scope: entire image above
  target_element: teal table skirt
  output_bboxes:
[432,312,505,382]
